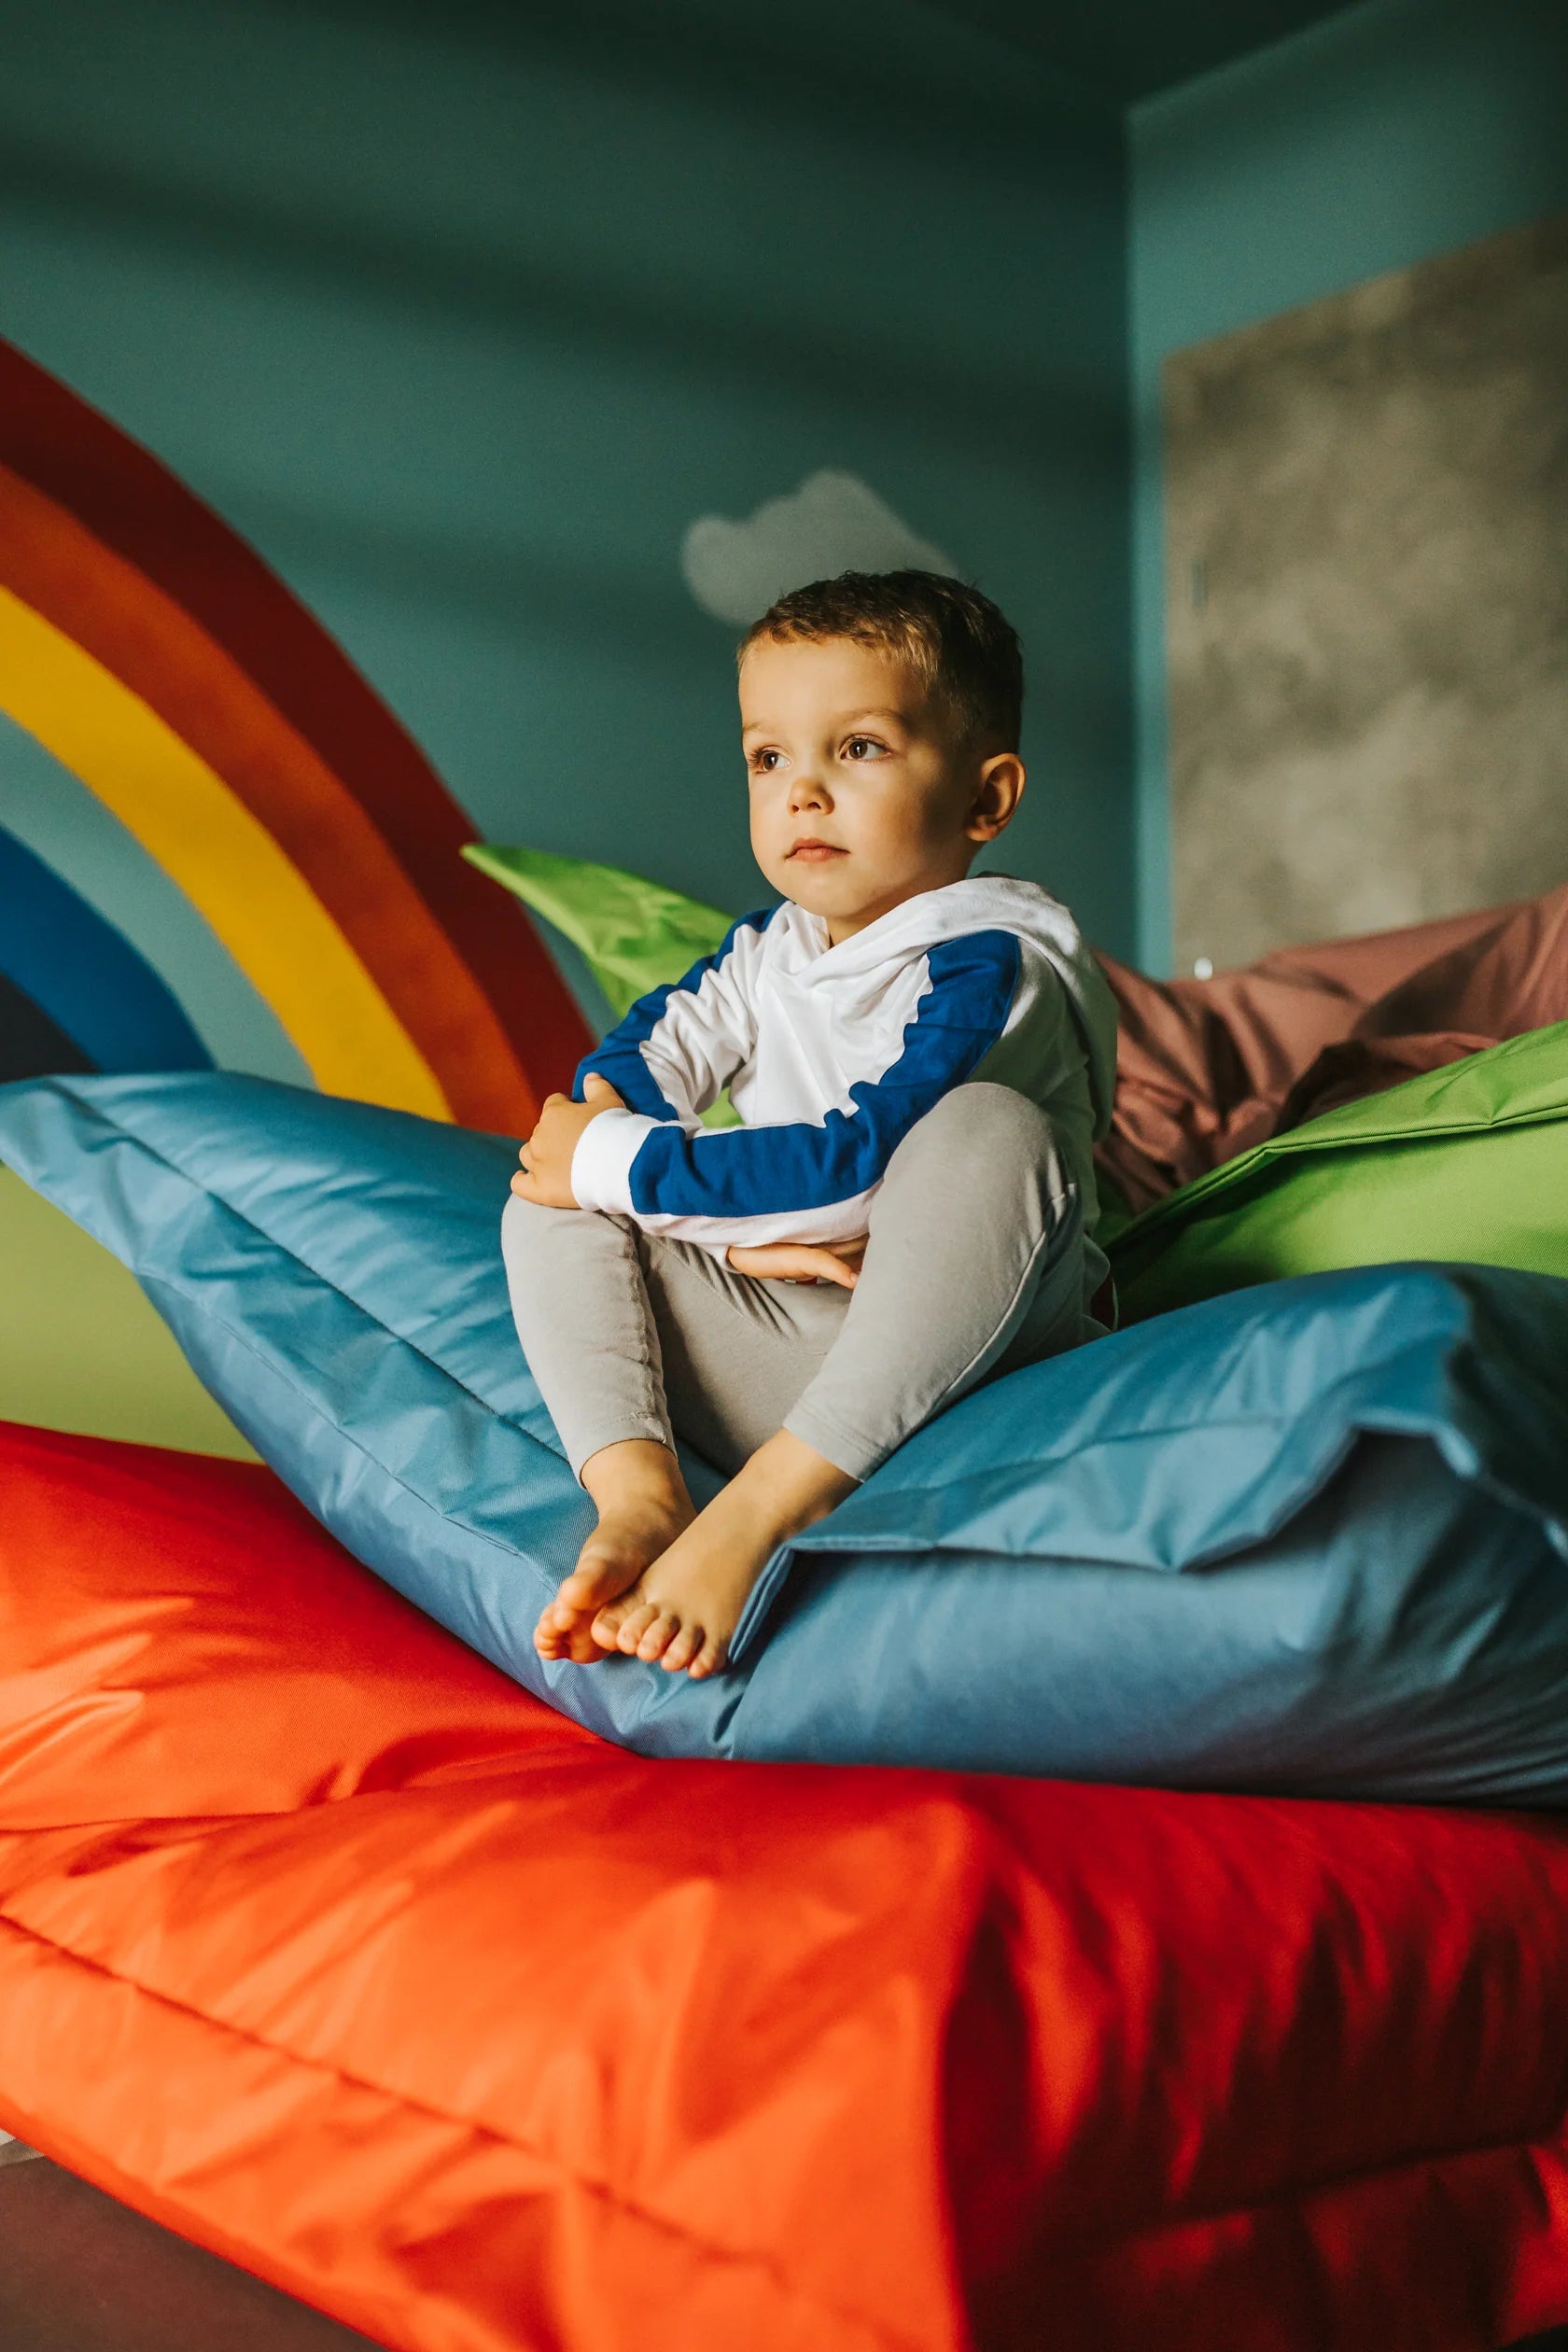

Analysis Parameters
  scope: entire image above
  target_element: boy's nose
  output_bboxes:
[788,769,831,811]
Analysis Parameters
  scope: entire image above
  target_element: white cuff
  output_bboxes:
[570,1106,659,1214]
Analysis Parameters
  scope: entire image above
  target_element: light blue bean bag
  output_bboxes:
[4,1070,1568,1804]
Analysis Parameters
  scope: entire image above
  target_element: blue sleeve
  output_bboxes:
[571,911,771,1122]
[624,929,1021,1223]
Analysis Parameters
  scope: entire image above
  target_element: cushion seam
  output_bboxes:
[1074,2110,1568,2254]
[135,1274,544,1569]
[791,1404,1418,1535]
[0,1905,923,2352]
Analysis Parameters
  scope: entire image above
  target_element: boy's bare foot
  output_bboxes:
[589,1429,856,1678]
[535,1439,695,1663]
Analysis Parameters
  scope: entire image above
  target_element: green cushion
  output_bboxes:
[462,843,732,1017]
[1110,1022,1568,1321]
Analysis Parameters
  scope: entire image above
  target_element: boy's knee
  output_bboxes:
[501,1191,632,1258]
[500,1190,535,1260]
[885,1085,1071,1221]
[910,1082,1056,1163]
[500,1188,577,1260]
[500,1191,536,1239]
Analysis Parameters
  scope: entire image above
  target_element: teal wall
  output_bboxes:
[1129,0,1568,972]
[9,0,1558,1001]
[0,0,1135,1076]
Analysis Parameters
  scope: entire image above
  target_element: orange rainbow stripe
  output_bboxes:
[0,338,590,1128]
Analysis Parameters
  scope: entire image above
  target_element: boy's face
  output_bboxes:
[738,635,1022,944]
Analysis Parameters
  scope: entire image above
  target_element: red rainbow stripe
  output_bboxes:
[0,337,589,1129]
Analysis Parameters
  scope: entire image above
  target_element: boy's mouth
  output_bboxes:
[787,838,847,862]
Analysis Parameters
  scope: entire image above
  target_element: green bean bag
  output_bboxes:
[1108,1020,1568,1320]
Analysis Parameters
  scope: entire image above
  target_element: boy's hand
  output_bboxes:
[726,1237,866,1288]
[511,1073,625,1208]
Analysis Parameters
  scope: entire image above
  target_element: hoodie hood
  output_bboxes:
[782,876,1120,1139]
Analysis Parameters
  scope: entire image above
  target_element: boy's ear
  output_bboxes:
[965,751,1026,842]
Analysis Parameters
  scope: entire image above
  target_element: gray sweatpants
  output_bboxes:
[500,1082,1108,1485]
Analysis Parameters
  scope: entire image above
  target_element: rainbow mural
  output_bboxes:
[0,336,591,1126]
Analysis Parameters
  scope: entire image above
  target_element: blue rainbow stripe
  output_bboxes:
[0,822,213,1073]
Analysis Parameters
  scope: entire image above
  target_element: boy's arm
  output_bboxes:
[572,929,1022,1252]
[511,907,763,1208]
[570,911,768,1128]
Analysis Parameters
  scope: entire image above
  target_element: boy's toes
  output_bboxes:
[688,1631,727,1681]
[661,1620,703,1673]
[554,1555,636,1622]
[635,1610,682,1662]
[613,1601,661,1655]
[534,1605,609,1664]
[591,1595,651,1651]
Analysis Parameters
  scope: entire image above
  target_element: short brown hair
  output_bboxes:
[738,569,1024,753]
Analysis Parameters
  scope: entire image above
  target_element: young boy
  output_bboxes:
[503,568,1117,1679]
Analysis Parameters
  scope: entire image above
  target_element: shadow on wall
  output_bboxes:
[0,119,1118,463]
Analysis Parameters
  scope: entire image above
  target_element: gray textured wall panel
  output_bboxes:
[1165,212,1568,973]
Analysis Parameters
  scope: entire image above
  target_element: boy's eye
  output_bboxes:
[844,735,886,761]
[749,749,783,774]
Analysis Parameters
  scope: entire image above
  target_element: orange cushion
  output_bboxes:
[4,1418,1568,2351]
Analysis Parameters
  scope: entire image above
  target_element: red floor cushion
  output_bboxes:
[3,1418,1568,2351]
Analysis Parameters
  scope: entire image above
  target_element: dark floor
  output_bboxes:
[3,2135,1567,2349]
[0,2143,383,2350]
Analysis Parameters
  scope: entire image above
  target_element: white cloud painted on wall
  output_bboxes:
[680,469,957,626]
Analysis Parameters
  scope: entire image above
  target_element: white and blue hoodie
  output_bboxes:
[568,875,1119,1257]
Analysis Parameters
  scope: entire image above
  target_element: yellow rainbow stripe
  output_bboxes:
[0,586,450,1118]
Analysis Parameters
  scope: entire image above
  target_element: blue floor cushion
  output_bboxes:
[4,1071,1567,1804]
